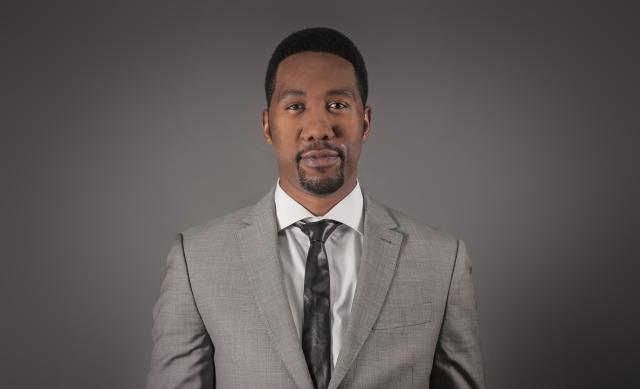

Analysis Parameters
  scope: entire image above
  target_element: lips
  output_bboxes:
[299,149,341,169]
[301,149,339,159]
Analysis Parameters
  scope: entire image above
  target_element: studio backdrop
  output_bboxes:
[3,1,638,388]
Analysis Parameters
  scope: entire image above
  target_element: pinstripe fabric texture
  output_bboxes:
[147,185,485,388]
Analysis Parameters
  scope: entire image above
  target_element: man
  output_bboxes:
[147,27,485,389]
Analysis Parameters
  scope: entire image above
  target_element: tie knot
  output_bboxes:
[294,219,341,243]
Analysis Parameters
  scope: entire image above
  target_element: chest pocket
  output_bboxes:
[372,301,432,330]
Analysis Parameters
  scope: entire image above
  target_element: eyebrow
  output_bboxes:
[276,87,357,103]
[326,88,355,99]
[276,89,306,103]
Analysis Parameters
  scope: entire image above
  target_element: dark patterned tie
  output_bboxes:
[293,219,341,389]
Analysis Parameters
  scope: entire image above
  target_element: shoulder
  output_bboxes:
[366,194,458,245]
[179,205,252,249]
[376,202,461,259]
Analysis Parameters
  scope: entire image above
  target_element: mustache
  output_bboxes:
[295,142,345,163]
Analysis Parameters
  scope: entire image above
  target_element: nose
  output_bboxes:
[300,109,336,141]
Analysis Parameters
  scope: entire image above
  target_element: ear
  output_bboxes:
[362,106,372,142]
[262,109,273,144]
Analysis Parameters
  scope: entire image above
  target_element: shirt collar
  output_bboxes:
[274,177,364,235]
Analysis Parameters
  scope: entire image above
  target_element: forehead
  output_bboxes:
[274,52,358,93]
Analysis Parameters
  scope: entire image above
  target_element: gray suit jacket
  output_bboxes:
[147,186,485,388]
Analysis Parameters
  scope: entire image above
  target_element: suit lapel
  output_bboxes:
[328,193,404,389]
[235,186,403,389]
[235,186,314,389]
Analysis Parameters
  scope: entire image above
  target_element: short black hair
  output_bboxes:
[265,27,368,106]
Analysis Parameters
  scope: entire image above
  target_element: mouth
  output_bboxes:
[300,149,339,158]
[297,146,344,170]
[300,154,341,169]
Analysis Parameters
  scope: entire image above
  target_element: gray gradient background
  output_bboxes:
[2,1,639,388]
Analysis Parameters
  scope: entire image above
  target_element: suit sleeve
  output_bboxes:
[147,234,215,389]
[430,240,486,389]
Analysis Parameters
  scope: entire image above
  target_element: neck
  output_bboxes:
[279,176,357,216]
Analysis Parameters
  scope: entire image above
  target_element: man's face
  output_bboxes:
[262,51,371,196]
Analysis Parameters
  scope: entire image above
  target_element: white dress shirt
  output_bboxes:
[274,178,364,368]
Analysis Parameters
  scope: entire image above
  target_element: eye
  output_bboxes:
[286,103,305,112]
[328,101,349,110]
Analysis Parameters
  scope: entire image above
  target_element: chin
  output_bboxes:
[298,172,344,196]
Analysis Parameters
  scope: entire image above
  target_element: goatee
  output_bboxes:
[298,164,344,195]
[295,142,345,195]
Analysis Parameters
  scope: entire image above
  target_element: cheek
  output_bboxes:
[271,137,298,164]
[345,143,363,164]
[270,119,299,145]
[269,122,294,146]
[346,108,365,127]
